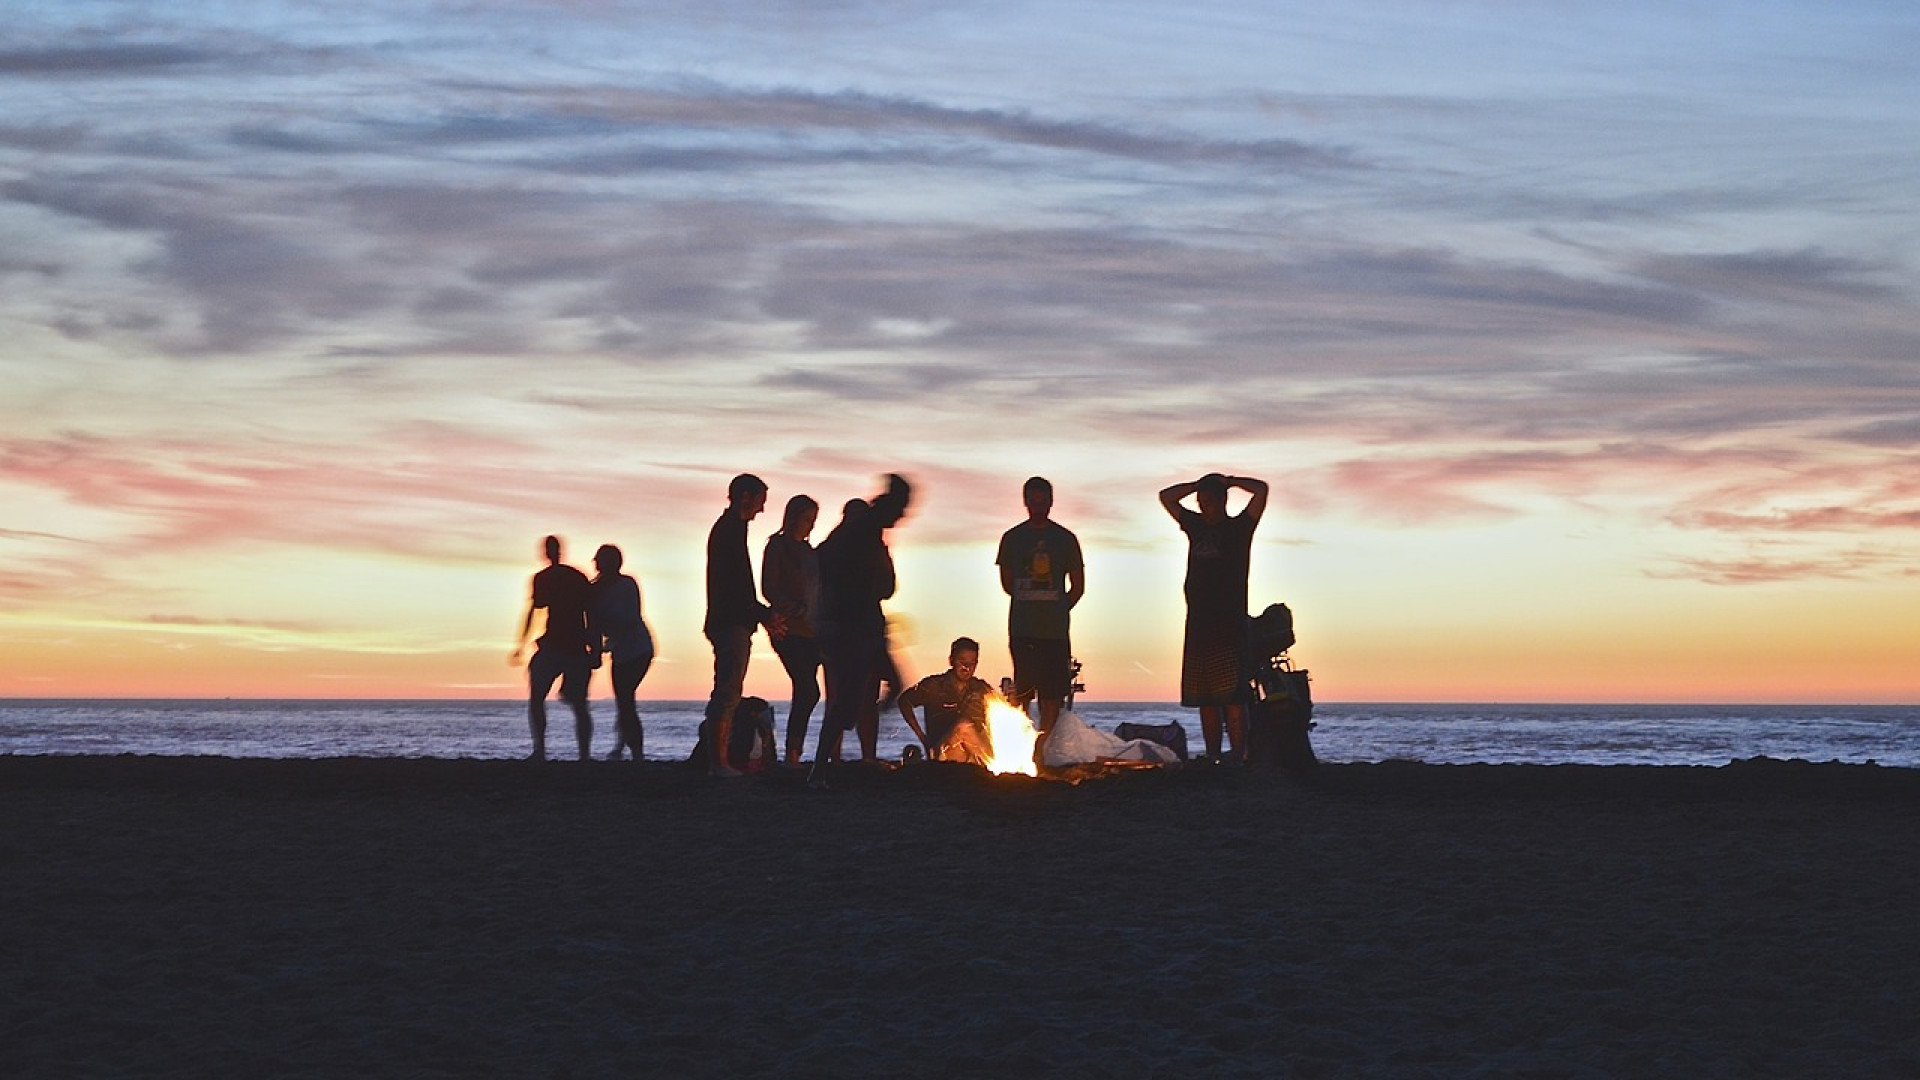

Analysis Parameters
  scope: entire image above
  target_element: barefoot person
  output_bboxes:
[703,474,785,778]
[510,535,596,761]
[1159,473,1269,762]
[996,476,1083,768]
[590,543,654,761]
[896,637,995,766]
[763,494,822,765]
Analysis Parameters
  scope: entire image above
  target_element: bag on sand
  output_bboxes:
[1247,665,1316,773]
[687,696,779,771]
[1247,603,1296,660]
[1115,721,1190,762]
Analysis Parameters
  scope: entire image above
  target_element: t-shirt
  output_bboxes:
[1178,508,1255,620]
[531,563,593,655]
[996,520,1082,640]
[898,672,995,748]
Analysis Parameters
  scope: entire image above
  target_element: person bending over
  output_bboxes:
[896,637,996,767]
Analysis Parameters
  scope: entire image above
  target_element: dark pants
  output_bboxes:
[816,630,884,763]
[609,652,652,758]
[774,635,821,763]
[704,626,754,768]
[527,647,592,759]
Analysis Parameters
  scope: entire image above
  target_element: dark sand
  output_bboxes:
[5,755,1918,1079]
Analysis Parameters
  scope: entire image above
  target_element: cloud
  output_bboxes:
[0,43,220,77]
[1650,548,1914,586]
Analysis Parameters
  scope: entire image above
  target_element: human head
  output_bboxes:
[949,637,981,680]
[872,473,912,528]
[593,543,623,576]
[782,494,819,539]
[1022,476,1053,521]
[1197,473,1229,520]
[728,473,769,520]
[542,535,563,564]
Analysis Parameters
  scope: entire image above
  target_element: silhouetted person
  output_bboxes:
[1159,472,1269,762]
[763,494,822,765]
[897,636,995,766]
[511,535,596,761]
[811,475,912,786]
[704,474,784,778]
[996,476,1083,767]
[590,543,654,761]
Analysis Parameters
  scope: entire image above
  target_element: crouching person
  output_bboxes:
[897,637,996,766]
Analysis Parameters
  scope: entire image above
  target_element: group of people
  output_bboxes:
[511,469,1269,773]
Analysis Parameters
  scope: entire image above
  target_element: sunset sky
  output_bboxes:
[3,1,1917,703]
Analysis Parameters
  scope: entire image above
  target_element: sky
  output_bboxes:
[2,0,1917,703]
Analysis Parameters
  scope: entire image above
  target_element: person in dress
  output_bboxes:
[510,535,596,762]
[590,544,654,761]
[1158,473,1269,762]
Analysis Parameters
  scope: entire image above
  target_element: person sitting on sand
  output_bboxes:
[896,637,996,767]
[511,535,597,762]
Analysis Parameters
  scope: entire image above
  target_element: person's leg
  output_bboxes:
[853,633,885,760]
[1223,702,1246,761]
[1198,705,1225,761]
[810,633,856,784]
[776,637,821,765]
[704,627,752,776]
[526,650,561,761]
[610,654,646,760]
[560,659,593,761]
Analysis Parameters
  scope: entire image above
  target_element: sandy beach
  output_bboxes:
[5,755,1918,1079]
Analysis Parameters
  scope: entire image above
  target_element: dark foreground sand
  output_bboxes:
[4,755,1918,1080]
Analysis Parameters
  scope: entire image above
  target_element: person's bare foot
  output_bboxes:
[709,764,744,778]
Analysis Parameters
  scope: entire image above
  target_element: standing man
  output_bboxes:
[1159,472,1269,762]
[511,534,596,762]
[704,473,785,777]
[996,476,1084,766]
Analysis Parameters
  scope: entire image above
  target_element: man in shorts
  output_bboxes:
[511,535,596,761]
[996,476,1083,767]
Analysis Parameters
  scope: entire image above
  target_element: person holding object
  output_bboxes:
[1159,473,1269,762]
[996,476,1083,768]
[703,474,786,778]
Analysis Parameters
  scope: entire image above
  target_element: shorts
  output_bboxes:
[1009,635,1072,702]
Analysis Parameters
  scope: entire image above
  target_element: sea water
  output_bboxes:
[2,699,1916,767]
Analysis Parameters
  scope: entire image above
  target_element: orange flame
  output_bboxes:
[982,698,1039,776]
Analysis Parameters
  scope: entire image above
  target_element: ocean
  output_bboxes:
[2,698,1916,768]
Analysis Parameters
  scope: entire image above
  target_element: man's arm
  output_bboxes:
[1158,480,1200,523]
[896,686,930,748]
[1233,475,1270,527]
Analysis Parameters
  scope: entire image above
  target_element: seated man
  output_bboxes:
[897,637,996,766]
